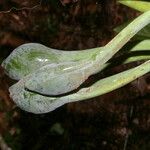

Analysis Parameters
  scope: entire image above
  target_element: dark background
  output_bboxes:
[0,0,149,150]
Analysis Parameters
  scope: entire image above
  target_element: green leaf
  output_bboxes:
[9,60,150,114]
[118,1,150,12]
[130,40,150,51]
[1,43,100,80]
[102,40,150,69]
[24,61,93,96]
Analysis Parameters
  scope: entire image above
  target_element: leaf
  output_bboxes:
[130,39,150,51]
[1,43,100,80]
[24,60,93,96]
[100,40,150,70]
[109,40,150,64]
[9,60,150,114]
[118,1,150,12]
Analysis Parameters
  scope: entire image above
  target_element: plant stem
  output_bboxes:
[97,11,150,64]
[82,11,150,75]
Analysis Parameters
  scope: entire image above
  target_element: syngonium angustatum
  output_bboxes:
[1,11,150,114]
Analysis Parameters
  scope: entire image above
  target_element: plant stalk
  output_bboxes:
[95,11,150,69]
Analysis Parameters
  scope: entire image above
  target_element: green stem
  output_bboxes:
[74,60,150,102]
[80,11,150,76]
[94,11,150,70]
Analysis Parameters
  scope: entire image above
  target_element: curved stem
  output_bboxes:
[95,11,150,70]
[76,11,150,76]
